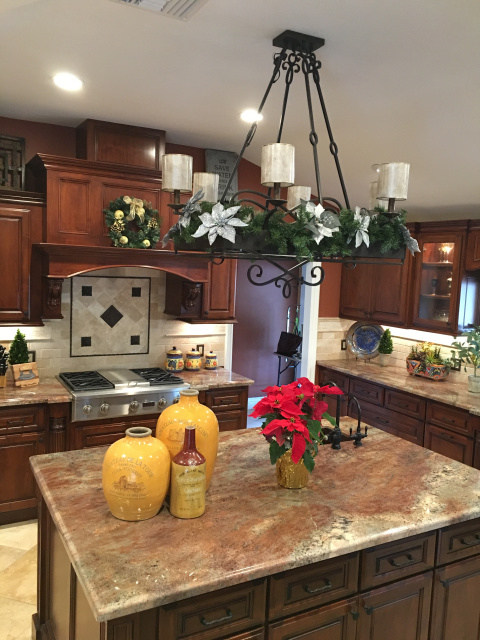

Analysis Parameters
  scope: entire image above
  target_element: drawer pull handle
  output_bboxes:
[440,432,455,440]
[303,579,332,594]
[396,401,408,408]
[376,417,389,425]
[200,608,233,626]
[440,578,450,588]
[459,534,480,547]
[365,606,374,615]
[351,610,360,621]
[7,418,27,426]
[389,553,415,567]
[442,416,456,425]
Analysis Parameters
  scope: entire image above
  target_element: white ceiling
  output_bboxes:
[1,0,479,221]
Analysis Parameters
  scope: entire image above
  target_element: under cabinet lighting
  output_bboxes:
[53,72,83,91]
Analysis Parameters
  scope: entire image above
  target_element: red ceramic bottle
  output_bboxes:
[169,426,206,519]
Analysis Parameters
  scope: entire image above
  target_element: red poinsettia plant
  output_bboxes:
[249,377,343,472]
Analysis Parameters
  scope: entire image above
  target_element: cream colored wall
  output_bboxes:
[0,267,228,381]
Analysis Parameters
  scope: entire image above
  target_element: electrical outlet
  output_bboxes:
[341,339,347,351]
[196,344,204,356]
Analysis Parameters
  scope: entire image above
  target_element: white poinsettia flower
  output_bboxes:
[353,206,370,248]
[192,202,248,244]
[305,203,340,245]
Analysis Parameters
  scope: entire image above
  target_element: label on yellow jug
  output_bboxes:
[169,462,206,519]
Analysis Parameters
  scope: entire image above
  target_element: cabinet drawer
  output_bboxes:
[0,405,46,434]
[316,367,350,394]
[426,402,472,436]
[350,400,424,446]
[384,389,426,420]
[349,379,384,407]
[269,553,359,619]
[216,410,247,432]
[360,532,436,589]
[437,518,480,565]
[424,423,474,466]
[159,579,266,640]
[205,387,248,413]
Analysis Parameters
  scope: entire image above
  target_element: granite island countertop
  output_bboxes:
[317,358,480,415]
[30,419,480,622]
[0,368,253,408]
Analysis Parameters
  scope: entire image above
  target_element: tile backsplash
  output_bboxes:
[316,317,472,382]
[0,267,228,379]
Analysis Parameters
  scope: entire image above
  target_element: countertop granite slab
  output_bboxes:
[317,358,480,415]
[31,419,480,622]
[177,368,254,390]
[0,378,72,407]
[0,368,253,408]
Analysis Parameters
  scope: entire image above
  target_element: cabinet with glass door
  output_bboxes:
[411,223,467,333]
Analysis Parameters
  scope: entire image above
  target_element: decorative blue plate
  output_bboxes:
[346,322,384,360]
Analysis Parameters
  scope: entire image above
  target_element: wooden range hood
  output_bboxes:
[33,243,210,320]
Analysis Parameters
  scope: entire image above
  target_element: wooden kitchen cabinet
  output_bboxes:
[316,364,480,464]
[0,193,44,323]
[164,260,237,323]
[0,404,47,524]
[340,257,411,326]
[25,154,168,246]
[465,221,480,271]
[411,222,467,333]
[76,119,165,170]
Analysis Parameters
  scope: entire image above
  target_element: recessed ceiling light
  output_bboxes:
[240,109,263,123]
[53,72,83,91]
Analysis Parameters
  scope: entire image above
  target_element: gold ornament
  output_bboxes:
[123,196,145,223]
[119,236,129,245]
[147,218,158,228]
[114,210,124,220]
[142,239,151,248]
[111,221,125,233]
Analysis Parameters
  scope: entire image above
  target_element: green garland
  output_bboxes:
[104,196,161,249]
[168,201,409,260]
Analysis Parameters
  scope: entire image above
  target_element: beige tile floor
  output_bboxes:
[0,520,37,640]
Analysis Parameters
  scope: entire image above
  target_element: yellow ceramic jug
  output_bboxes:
[102,426,170,521]
[156,389,218,489]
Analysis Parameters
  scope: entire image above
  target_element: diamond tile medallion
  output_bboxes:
[71,276,151,356]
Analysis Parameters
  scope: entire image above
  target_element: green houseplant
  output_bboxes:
[406,342,450,381]
[9,329,29,365]
[377,328,393,367]
[451,326,480,393]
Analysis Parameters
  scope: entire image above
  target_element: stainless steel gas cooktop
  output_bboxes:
[58,368,189,422]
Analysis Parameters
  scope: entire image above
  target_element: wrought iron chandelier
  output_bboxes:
[161,30,415,298]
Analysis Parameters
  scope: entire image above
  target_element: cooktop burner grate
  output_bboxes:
[130,367,185,386]
[59,371,114,392]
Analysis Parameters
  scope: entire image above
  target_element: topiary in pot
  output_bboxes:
[377,328,393,367]
[9,329,29,365]
[9,330,39,387]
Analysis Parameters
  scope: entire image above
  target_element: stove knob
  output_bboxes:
[82,404,92,416]
[158,398,167,409]
[130,400,140,412]
[100,403,110,415]
[173,395,180,404]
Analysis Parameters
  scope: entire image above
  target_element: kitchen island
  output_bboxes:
[31,420,480,640]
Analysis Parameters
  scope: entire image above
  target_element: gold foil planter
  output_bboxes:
[276,450,309,489]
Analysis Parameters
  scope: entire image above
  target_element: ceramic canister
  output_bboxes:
[156,389,219,489]
[204,351,218,370]
[165,346,184,372]
[185,347,202,371]
[102,426,171,521]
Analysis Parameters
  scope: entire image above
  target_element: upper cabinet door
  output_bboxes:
[369,256,412,326]
[411,231,465,333]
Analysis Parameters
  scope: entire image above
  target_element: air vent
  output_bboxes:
[114,0,209,20]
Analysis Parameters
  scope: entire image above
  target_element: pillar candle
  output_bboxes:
[377,162,410,201]
[162,154,193,193]
[287,185,311,210]
[261,143,295,187]
[192,172,219,202]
